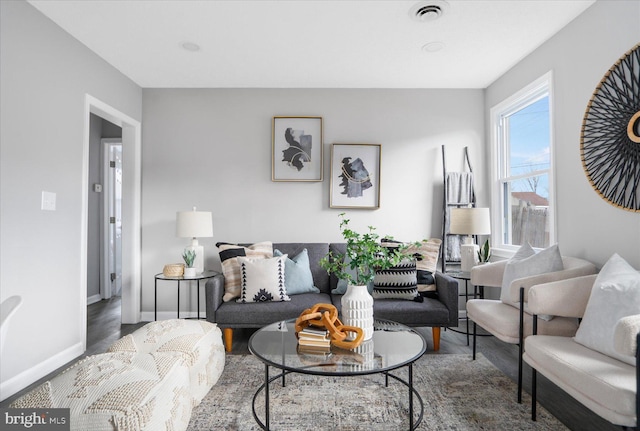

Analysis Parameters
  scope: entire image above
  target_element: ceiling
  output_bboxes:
[28,0,596,89]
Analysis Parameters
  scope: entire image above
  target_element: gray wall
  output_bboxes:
[485,0,640,269]
[142,88,485,318]
[0,0,141,397]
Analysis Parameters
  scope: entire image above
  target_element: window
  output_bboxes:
[490,73,555,252]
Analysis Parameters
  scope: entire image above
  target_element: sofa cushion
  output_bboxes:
[500,243,562,308]
[274,248,319,295]
[237,255,290,303]
[524,335,636,427]
[574,253,640,366]
[217,241,273,302]
[10,352,192,431]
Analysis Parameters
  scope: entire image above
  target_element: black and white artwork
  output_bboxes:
[272,116,323,181]
[330,143,381,209]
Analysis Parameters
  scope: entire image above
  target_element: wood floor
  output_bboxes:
[1,298,626,430]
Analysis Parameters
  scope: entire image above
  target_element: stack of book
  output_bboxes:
[297,326,331,352]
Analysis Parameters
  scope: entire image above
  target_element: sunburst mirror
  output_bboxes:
[580,43,640,212]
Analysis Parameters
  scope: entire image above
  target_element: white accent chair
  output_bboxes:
[466,256,597,402]
[0,295,22,358]
[524,275,638,428]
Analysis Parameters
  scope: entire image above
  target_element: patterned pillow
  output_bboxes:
[373,257,419,300]
[381,238,442,295]
[236,255,290,303]
[217,241,273,302]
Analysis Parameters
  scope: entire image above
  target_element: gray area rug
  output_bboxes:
[187,353,566,430]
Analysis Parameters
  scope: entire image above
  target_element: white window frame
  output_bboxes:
[489,72,556,257]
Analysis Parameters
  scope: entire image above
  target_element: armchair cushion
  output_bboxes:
[574,253,640,366]
[500,244,563,309]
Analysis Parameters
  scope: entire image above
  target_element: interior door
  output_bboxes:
[102,139,123,298]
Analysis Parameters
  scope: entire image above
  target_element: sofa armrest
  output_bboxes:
[527,274,597,318]
[435,272,459,326]
[205,274,225,323]
[614,314,640,357]
[470,260,507,288]
[508,258,597,304]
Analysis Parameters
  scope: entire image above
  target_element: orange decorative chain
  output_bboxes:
[295,303,364,350]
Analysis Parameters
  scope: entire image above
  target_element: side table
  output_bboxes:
[154,270,219,321]
[445,270,478,345]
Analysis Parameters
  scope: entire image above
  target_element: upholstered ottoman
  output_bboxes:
[11,352,193,431]
[107,319,225,404]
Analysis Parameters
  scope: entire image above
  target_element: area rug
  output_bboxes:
[187,353,566,430]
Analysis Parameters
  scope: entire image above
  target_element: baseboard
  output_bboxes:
[0,342,84,402]
[140,311,204,322]
[87,294,102,305]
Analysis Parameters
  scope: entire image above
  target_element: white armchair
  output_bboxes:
[524,275,638,428]
[466,255,597,403]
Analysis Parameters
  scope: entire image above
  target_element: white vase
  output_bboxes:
[341,284,374,341]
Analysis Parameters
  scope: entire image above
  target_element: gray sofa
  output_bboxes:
[205,242,459,352]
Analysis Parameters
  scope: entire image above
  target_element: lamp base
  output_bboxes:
[460,243,479,272]
[185,239,205,274]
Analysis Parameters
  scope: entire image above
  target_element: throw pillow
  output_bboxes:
[236,255,290,303]
[373,257,419,300]
[499,243,561,307]
[274,249,319,295]
[406,239,442,294]
[217,241,273,302]
[574,253,640,366]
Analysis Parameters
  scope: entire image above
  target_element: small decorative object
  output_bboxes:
[581,43,640,212]
[182,249,197,277]
[449,207,491,271]
[163,263,184,277]
[330,143,381,209]
[272,116,323,182]
[295,304,364,350]
[477,238,491,264]
[320,213,412,339]
[176,207,213,274]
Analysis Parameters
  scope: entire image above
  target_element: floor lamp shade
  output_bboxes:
[176,208,213,274]
[449,208,491,271]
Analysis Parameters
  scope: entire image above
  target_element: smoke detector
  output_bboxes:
[410,1,449,22]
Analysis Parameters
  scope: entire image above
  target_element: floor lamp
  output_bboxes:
[449,207,491,272]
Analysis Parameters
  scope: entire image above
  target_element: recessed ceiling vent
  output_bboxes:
[410,1,449,22]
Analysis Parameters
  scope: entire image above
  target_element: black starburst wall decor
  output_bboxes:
[580,43,640,212]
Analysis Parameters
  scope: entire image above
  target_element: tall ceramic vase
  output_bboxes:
[341,284,374,340]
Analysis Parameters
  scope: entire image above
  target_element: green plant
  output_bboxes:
[319,213,413,286]
[477,239,491,263]
[182,249,196,268]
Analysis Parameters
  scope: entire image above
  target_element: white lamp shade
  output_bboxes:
[176,209,213,238]
[449,208,491,236]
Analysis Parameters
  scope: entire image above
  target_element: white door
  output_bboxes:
[102,139,123,299]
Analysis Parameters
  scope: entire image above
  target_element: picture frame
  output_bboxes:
[272,116,323,182]
[330,143,381,209]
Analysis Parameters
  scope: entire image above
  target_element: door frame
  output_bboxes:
[82,94,141,340]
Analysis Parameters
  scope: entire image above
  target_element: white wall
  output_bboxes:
[485,0,640,269]
[142,88,485,318]
[0,0,141,399]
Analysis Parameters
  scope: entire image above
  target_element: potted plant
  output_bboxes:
[477,238,491,264]
[182,249,197,277]
[320,213,413,340]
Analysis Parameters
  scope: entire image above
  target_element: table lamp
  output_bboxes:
[449,207,491,271]
[176,207,213,274]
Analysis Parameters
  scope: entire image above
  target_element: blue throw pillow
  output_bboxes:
[274,249,319,295]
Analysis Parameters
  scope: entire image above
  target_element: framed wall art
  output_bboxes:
[330,143,381,209]
[272,116,323,182]
[581,43,640,212]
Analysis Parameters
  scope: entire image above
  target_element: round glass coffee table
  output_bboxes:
[248,319,426,430]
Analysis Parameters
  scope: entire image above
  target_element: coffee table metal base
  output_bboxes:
[251,363,424,431]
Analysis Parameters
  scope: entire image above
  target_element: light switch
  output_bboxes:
[41,191,56,211]
[93,183,102,193]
